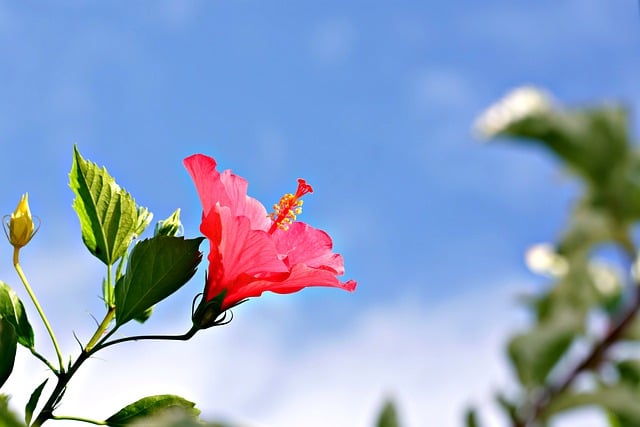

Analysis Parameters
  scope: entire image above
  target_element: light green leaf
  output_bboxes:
[543,385,640,423]
[0,281,34,348]
[69,145,146,265]
[0,320,16,390]
[154,209,182,237]
[133,207,153,238]
[25,378,48,425]
[114,236,204,326]
[105,395,199,426]
[491,103,630,187]
[0,395,25,427]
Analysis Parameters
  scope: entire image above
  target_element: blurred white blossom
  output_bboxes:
[475,86,553,138]
[525,243,568,277]
[588,261,621,297]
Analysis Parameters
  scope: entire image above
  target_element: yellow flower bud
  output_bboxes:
[7,194,36,248]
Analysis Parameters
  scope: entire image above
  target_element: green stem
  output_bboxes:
[30,325,199,427]
[30,349,90,427]
[95,325,199,352]
[84,307,116,352]
[518,239,640,425]
[13,248,65,373]
[29,347,59,375]
[51,415,107,425]
[86,265,117,352]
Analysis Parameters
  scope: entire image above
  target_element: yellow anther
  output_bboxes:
[268,179,314,234]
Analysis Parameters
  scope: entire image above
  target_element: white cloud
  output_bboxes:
[310,19,356,66]
[3,273,615,427]
[5,280,523,427]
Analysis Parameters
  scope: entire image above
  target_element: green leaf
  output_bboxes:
[376,400,400,427]
[542,385,640,423]
[557,205,613,257]
[0,281,34,348]
[508,310,582,388]
[485,93,640,222]
[494,104,630,188]
[0,395,25,427]
[495,393,519,426]
[133,206,153,238]
[127,410,214,427]
[154,209,182,237]
[69,145,147,265]
[464,408,480,427]
[0,320,16,390]
[25,378,48,425]
[133,306,153,324]
[616,360,640,387]
[114,236,204,326]
[105,395,199,426]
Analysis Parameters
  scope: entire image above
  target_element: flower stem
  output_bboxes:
[95,325,199,352]
[84,307,116,352]
[13,248,65,373]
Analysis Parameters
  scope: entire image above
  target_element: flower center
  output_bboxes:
[268,178,313,234]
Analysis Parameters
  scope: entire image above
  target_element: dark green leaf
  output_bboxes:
[508,311,581,388]
[0,395,25,427]
[495,393,519,425]
[376,400,400,427]
[616,360,640,387]
[114,236,204,326]
[25,378,48,425]
[464,408,480,427]
[105,395,199,426]
[0,281,34,348]
[69,145,148,265]
[133,306,153,324]
[0,320,16,390]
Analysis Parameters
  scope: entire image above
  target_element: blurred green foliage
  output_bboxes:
[471,87,640,426]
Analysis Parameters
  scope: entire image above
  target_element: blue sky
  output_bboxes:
[1,1,639,426]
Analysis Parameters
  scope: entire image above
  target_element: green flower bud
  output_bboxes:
[154,208,182,237]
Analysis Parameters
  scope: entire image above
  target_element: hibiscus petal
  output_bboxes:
[219,170,271,231]
[272,221,346,273]
[217,205,288,280]
[183,154,229,216]
[231,263,357,303]
[185,154,272,231]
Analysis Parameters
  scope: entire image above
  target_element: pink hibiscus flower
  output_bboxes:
[184,154,356,328]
